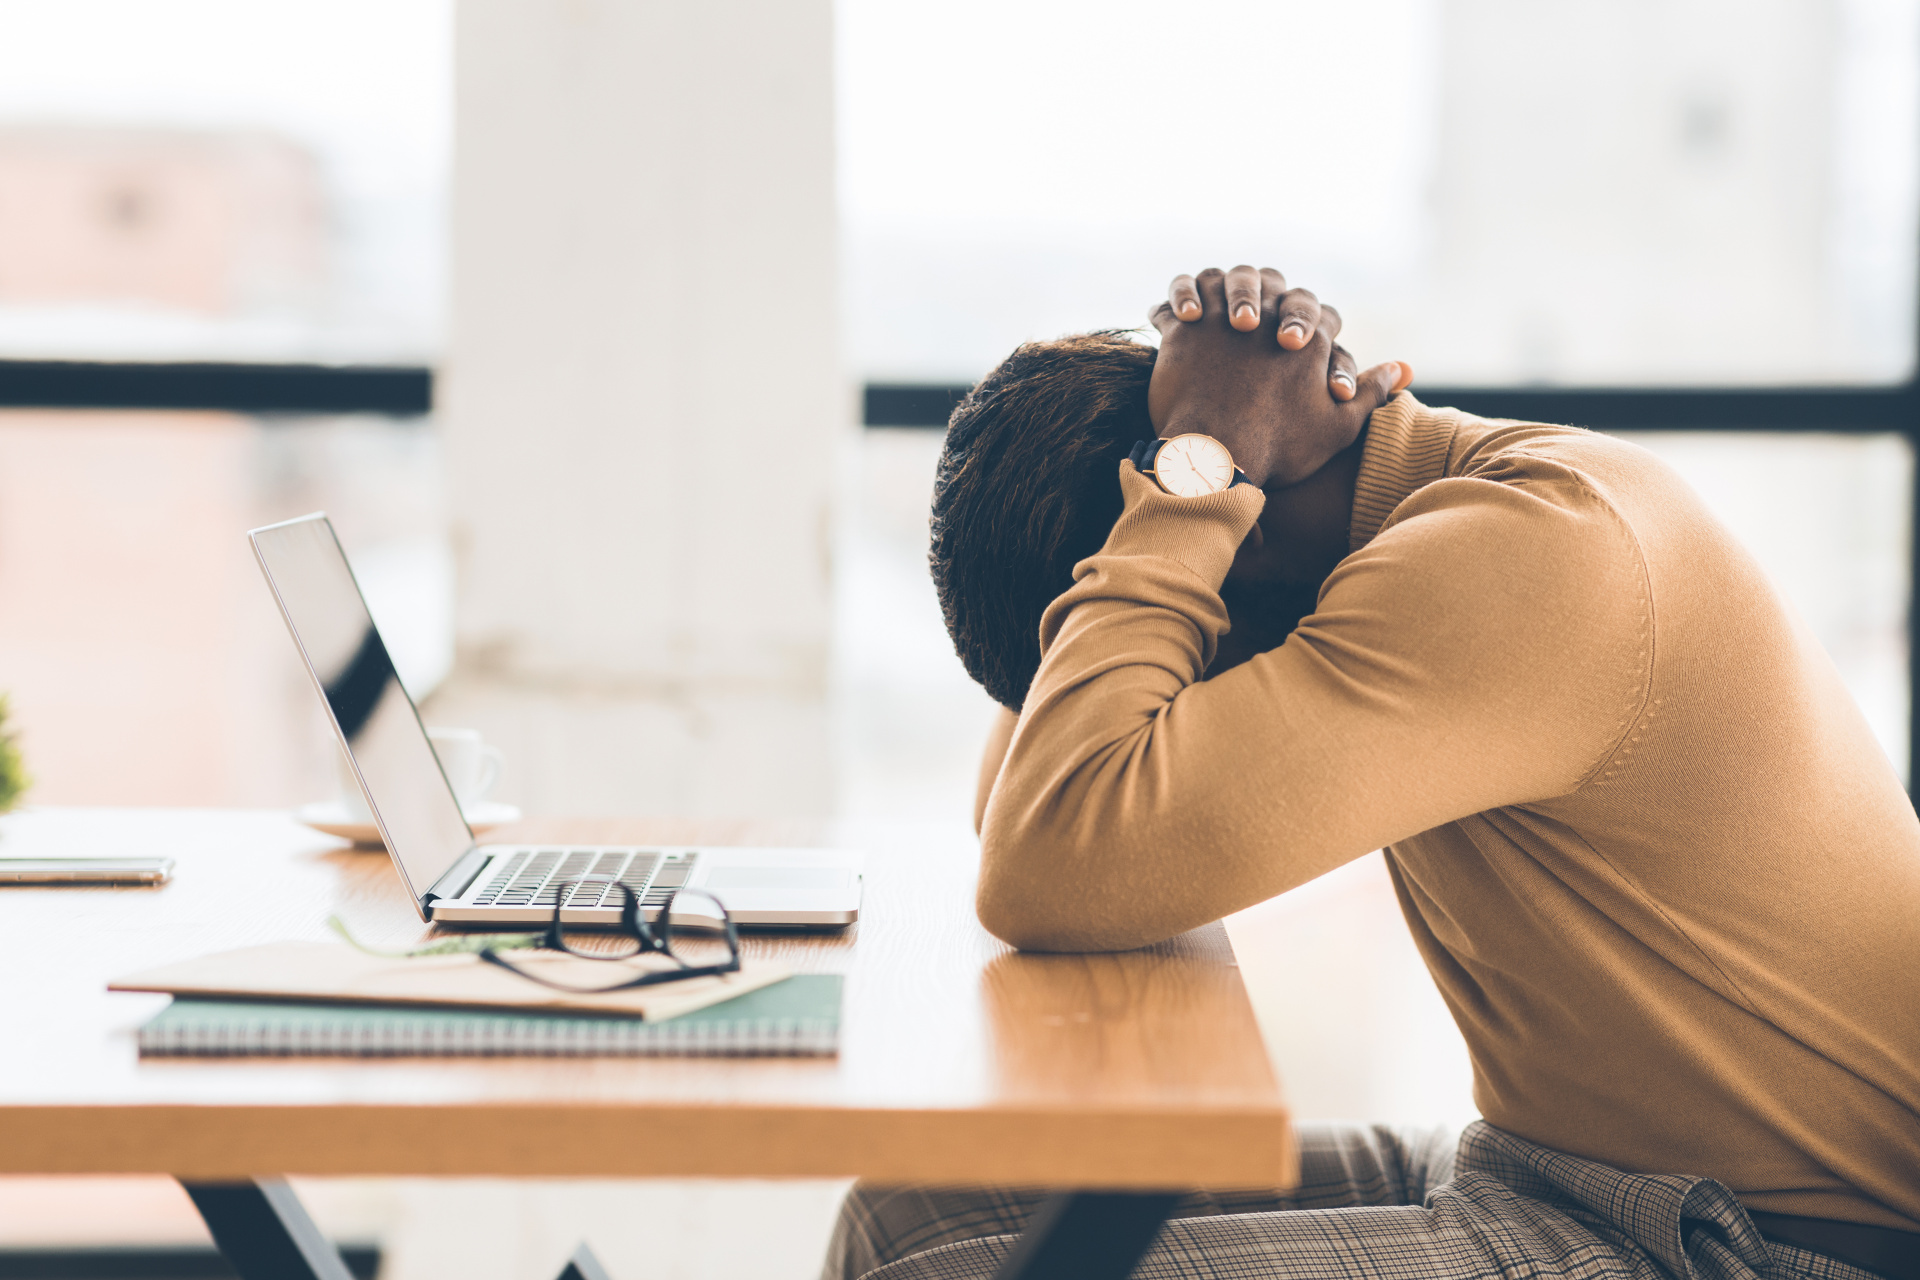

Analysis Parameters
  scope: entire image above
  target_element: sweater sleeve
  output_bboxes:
[974,706,1018,834]
[977,458,1651,951]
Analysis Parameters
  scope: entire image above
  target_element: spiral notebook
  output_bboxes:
[138,974,842,1058]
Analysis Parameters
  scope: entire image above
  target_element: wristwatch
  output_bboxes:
[1129,435,1250,498]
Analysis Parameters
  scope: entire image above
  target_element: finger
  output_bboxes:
[1224,264,1262,331]
[1167,275,1202,322]
[1328,344,1360,401]
[1194,267,1228,320]
[1346,361,1414,416]
[1149,300,1180,337]
[1256,267,1289,322]
[1275,289,1322,350]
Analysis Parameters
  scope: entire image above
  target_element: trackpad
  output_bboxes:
[702,866,849,891]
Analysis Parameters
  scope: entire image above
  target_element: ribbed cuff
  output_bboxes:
[1099,461,1267,586]
[1349,392,1457,551]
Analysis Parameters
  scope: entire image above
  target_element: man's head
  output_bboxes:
[930,275,1405,711]
[929,331,1155,711]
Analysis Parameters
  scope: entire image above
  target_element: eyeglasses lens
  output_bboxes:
[543,879,737,966]
[655,889,739,966]
[544,877,647,959]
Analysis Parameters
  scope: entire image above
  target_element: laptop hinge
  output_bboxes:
[423,845,491,912]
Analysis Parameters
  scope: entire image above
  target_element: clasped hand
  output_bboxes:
[1148,265,1412,490]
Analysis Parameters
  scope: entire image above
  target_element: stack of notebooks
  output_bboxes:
[111,941,841,1060]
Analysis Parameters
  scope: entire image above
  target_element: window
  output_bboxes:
[0,0,450,364]
[839,0,1920,792]
[0,1,449,807]
[840,0,1919,387]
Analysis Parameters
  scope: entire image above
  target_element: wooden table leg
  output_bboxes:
[990,1191,1182,1280]
[181,1180,357,1280]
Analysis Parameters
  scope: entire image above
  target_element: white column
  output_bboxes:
[439,0,840,817]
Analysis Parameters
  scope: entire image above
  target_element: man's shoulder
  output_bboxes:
[1443,409,1653,490]
[1437,410,1716,573]
[1355,396,1665,551]
[1378,399,1694,553]
[1354,399,1718,648]
[1377,413,1647,555]
[1323,412,1657,775]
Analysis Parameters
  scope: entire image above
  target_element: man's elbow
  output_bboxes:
[975,805,1094,950]
[976,781,1182,951]
[976,876,1081,951]
[976,881,1176,953]
[974,842,1173,953]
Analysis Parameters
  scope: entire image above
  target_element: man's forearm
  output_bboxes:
[977,466,1273,950]
[978,445,1642,953]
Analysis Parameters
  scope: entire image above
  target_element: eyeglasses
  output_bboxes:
[477,876,743,994]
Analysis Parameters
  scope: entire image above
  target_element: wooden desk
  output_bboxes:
[0,809,1293,1278]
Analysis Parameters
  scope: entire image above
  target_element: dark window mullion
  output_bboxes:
[0,360,431,417]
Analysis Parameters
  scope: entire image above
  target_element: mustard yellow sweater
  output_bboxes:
[976,394,1920,1230]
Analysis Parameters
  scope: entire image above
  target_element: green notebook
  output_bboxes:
[138,974,841,1059]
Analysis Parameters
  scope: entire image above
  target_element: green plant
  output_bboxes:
[0,693,28,813]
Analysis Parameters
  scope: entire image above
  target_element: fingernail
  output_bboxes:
[1281,322,1308,346]
[1330,372,1355,399]
[1233,304,1257,326]
[1394,361,1415,390]
[1179,302,1200,319]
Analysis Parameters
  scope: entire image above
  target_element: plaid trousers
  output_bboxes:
[822,1121,1884,1280]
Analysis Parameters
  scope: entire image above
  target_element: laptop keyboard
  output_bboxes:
[467,848,697,911]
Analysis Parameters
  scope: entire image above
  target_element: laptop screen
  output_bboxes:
[249,514,473,902]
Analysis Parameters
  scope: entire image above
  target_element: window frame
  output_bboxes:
[0,360,429,415]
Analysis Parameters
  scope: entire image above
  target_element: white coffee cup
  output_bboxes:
[426,727,504,813]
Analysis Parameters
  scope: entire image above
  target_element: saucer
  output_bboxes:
[294,801,523,848]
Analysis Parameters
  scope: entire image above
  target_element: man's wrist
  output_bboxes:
[1131,435,1253,496]
[1110,461,1267,586]
[1156,418,1273,488]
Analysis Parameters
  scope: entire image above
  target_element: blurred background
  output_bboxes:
[0,1,1914,1277]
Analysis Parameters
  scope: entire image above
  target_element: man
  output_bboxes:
[823,266,1920,1280]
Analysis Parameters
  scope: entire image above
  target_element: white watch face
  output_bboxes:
[1153,434,1235,497]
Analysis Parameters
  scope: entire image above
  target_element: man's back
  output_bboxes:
[978,394,1920,1231]
[1366,402,1920,1229]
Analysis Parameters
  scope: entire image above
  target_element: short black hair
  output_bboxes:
[929,330,1157,710]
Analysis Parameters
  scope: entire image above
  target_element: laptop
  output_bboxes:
[249,513,862,929]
